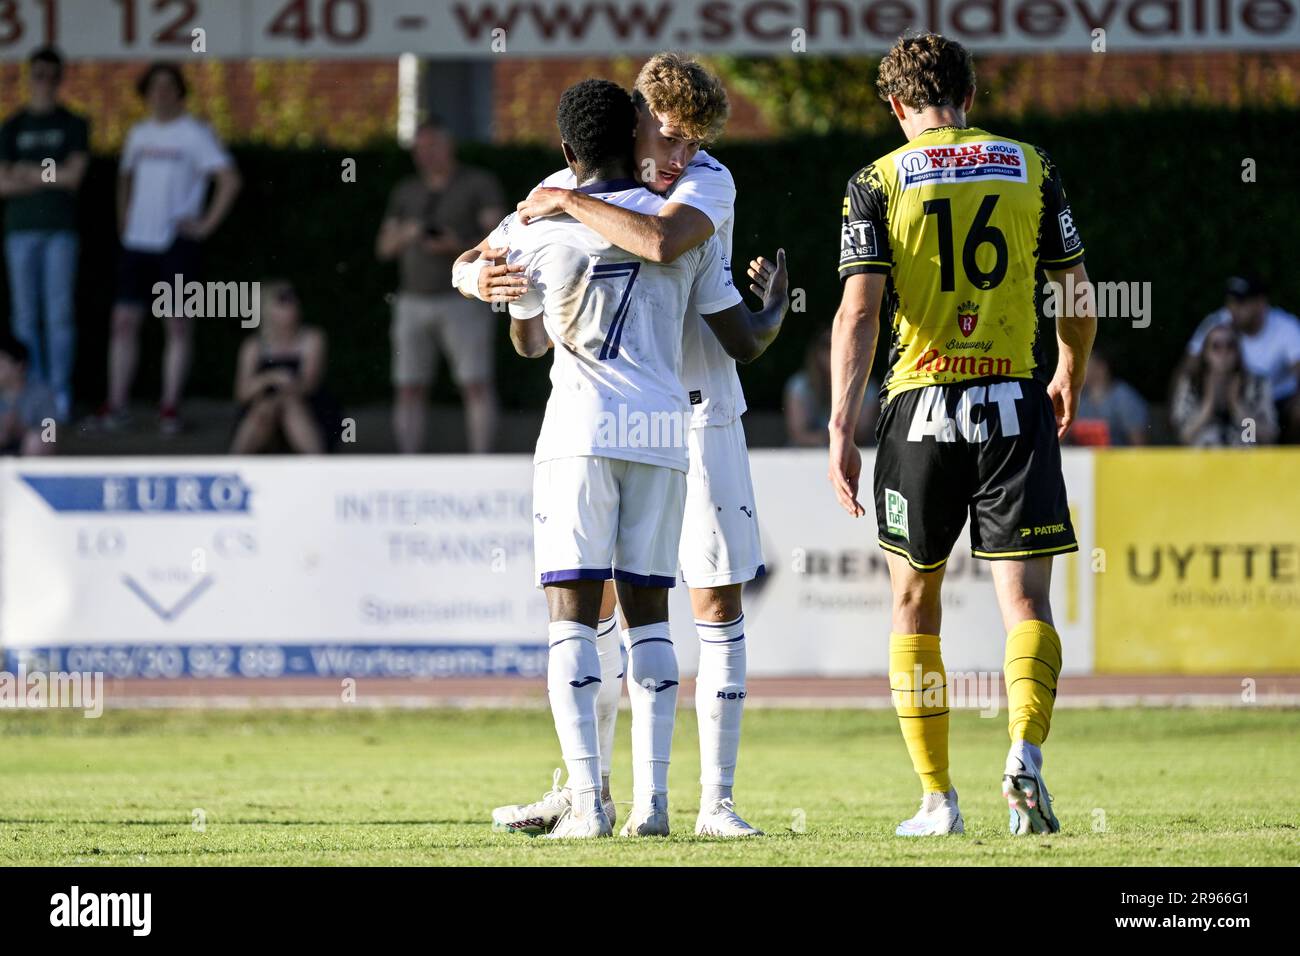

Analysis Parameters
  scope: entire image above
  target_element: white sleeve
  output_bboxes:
[507,248,544,320]
[667,157,736,232]
[486,212,515,250]
[1278,312,1300,364]
[691,236,743,316]
[485,213,543,318]
[192,121,232,174]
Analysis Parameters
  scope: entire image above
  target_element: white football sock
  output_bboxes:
[623,622,678,806]
[594,614,623,780]
[546,621,602,815]
[695,614,747,806]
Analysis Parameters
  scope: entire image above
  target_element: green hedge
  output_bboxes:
[10,107,1297,414]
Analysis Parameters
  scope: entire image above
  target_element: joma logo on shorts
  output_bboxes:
[913,349,1012,377]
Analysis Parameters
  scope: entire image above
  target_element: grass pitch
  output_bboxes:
[1,706,1297,866]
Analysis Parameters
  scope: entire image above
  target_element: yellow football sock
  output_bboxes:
[1004,620,1062,746]
[889,633,951,793]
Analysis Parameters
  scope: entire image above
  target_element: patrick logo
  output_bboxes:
[956,300,979,338]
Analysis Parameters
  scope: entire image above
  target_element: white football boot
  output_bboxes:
[492,769,618,836]
[620,793,670,837]
[492,768,569,836]
[546,804,613,839]
[895,788,965,836]
[695,798,763,837]
[1003,751,1060,835]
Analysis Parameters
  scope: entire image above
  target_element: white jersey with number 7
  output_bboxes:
[488,178,741,473]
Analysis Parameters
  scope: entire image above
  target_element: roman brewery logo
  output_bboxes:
[957,300,979,338]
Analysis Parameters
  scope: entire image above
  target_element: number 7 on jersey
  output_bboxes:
[592,262,641,361]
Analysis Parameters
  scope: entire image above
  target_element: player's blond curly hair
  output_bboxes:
[876,34,976,110]
[633,53,730,144]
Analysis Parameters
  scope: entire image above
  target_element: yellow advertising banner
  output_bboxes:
[1095,449,1300,673]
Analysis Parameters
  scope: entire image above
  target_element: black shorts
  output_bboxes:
[873,377,1077,572]
[115,238,202,308]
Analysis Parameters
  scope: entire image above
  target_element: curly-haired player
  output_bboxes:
[469,55,772,839]
[829,34,1096,837]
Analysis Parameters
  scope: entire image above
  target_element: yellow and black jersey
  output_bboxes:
[838,125,1085,400]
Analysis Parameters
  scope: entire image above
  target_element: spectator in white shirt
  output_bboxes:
[91,62,241,436]
[1184,275,1300,443]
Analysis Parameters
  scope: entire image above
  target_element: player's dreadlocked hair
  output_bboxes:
[876,34,976,110]
[556,79,636,175]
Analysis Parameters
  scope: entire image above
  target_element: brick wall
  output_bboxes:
[493,51,1300,141]
[0,59,400,150]
[0,52,1295,151]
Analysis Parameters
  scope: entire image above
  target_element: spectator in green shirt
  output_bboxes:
[0,46,89,424]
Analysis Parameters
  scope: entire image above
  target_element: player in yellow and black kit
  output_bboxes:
[827,34,1096,839]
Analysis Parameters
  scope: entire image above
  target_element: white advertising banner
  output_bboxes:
[726,447,1094,677]
[1,456,551,679]
[0,0,1294,61]
[0,450,1094,678]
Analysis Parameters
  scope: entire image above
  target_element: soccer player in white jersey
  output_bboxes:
[454,80,788,837]
[474,55,770,838]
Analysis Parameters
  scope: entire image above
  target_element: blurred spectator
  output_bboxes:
[376,119,504,454]
[0,334,57,455]
[230,280,339,454]
[1069,349,1149,446]
[0,46,89,423]
[92,61,241,436]
[1171,324,1277,447]
[784,326,879,446]
[1184,275,1300,442]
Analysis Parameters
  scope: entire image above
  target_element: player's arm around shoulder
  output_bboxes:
[524,187,717,264]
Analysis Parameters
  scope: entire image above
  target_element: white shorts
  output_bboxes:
[533,456,686,589]
[679,418,766,588]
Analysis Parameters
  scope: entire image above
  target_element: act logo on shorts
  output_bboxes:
[885,488,910,540]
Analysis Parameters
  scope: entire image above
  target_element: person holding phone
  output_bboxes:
[375,119,504,454]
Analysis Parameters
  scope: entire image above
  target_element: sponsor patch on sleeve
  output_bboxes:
[840,219,878,263]
[1058,207,1081,252]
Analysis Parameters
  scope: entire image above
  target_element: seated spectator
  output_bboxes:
[784,326,879,446]
[1069,349,1149,446]
[230,280,339,454]
[1171,324,1277,447]
[1184,275,1300,442]
[0,334,57,455]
